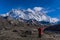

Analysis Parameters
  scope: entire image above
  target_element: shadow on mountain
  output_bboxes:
[44,24,60,33]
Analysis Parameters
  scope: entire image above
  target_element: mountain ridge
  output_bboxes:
[0,7,59,24]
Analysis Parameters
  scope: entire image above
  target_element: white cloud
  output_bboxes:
[27,8,32,12]
[27,8,35,13]
[33,7,43,12]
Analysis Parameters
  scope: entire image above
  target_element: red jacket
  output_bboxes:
[38,27,44,35]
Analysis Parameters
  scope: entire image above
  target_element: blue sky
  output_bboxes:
[0,0,60,19]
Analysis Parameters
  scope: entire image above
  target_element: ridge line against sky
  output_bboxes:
[0,0,60,19]
[1,7,59,23]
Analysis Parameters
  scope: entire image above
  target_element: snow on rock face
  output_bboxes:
[50,18,59,23]
[1,7,59,23]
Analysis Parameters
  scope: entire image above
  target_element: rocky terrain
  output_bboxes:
[0,8,60,40]
[0,16,59,40]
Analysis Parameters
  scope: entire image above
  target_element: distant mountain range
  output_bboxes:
[0,7,60,25]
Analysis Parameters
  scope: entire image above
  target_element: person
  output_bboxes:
[38,27,41,38]
[38,27,44,38]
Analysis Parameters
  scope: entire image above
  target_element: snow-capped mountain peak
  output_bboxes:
[1,7,59,23]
